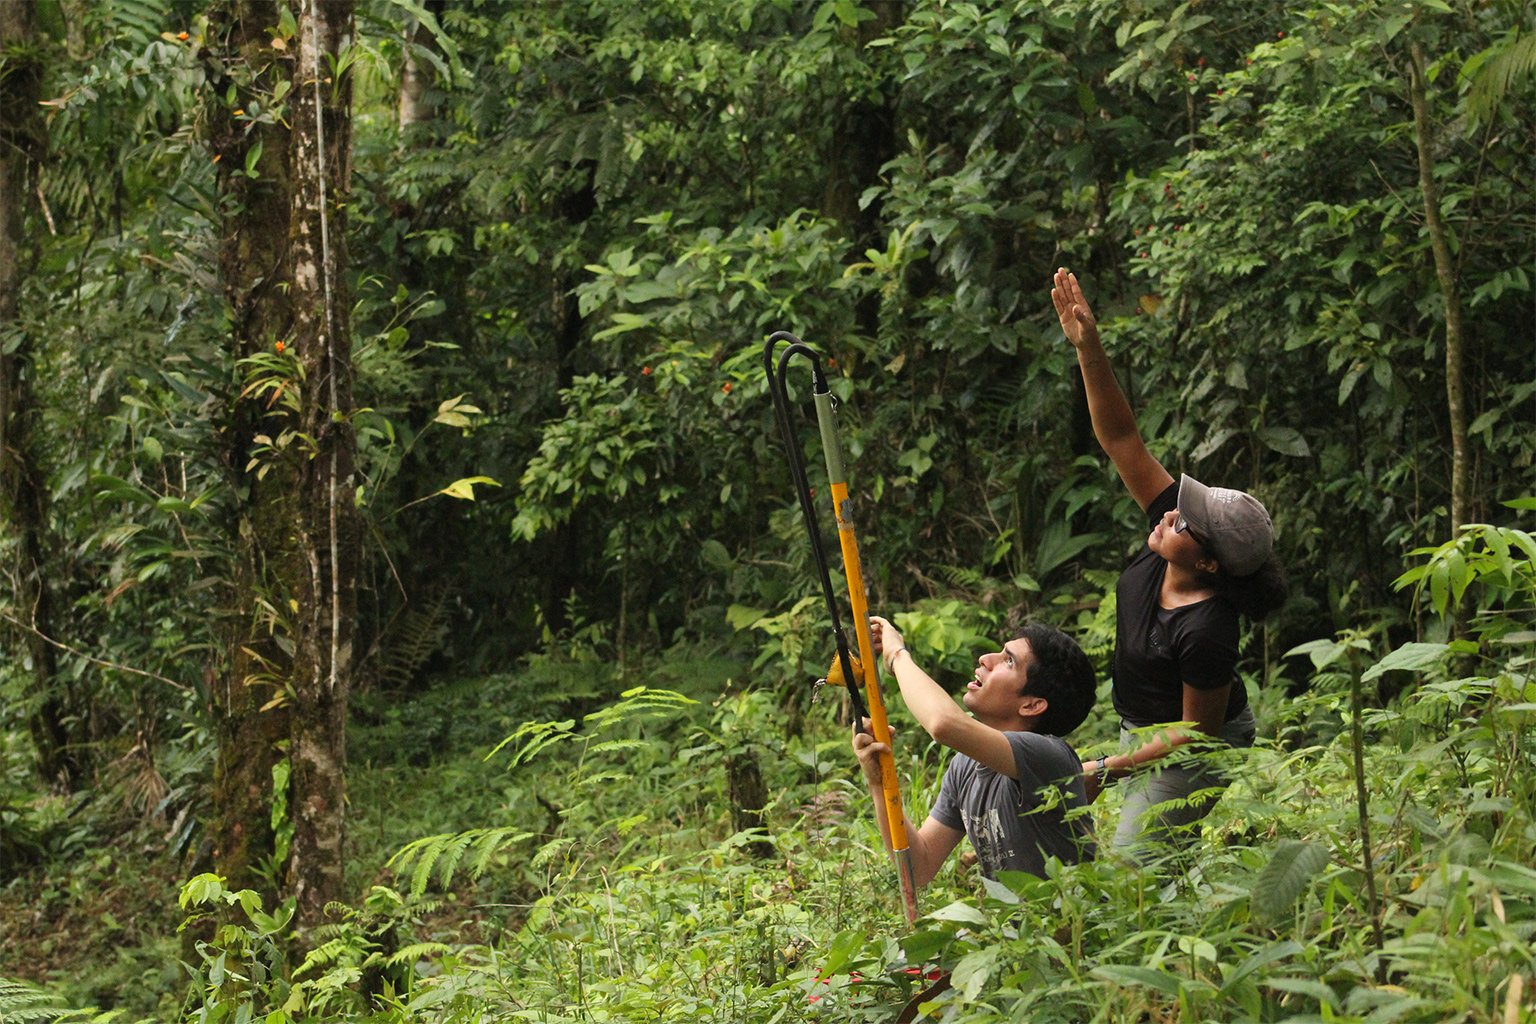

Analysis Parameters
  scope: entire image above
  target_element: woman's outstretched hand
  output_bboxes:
[1051,267,1100,350]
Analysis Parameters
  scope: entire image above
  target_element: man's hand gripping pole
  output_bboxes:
[763,332,919,926]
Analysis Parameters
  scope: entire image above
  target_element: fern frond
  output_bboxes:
[470,828,534,879]
[586,739,647,756]
[1465,30,1536,125]
[485,718,578,766]
[0,978,72,1024]
[295,936,365,978]
[530,835,576,871]
[582,687,698,731]
[389,832,452,895]
[377,587,451,689]
[110,0,172,47]
[428,830,477,891]
[389,828,536,896]
[384,942,453,968]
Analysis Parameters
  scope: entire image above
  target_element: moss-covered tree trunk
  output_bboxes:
[0,0,80,793]
[288,0,358,935]
[206,0,299,896]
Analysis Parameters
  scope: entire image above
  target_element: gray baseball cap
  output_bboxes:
[1177,474,1274,577]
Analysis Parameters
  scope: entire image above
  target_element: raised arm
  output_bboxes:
[868,616,1018,779]
[1051,268,1172,512]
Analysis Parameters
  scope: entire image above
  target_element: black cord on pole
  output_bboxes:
[763,333,871,730]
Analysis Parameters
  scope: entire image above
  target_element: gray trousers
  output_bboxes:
[1111,706,1256,861]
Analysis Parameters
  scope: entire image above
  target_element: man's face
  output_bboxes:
[964,636,1038,727]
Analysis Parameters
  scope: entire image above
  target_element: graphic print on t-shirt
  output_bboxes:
[960,806,1014,874]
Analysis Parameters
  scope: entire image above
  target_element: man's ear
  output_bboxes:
[1018,694,1048,720]
[1196,554,1221,575]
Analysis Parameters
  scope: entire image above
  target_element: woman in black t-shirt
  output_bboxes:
[1050,268,1287,860]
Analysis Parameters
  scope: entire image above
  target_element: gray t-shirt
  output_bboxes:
[929,731,1093,879]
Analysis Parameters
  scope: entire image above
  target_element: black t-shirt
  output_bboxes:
[1111,482,1247,727]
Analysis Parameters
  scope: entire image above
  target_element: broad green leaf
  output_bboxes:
[978,874,1021,905]
[1258,426,1310,457]
[951,948,1000,1000]
[817,928,868,978]
[725,604,766,630]
[1251,839,1330,926]
[1092,964,1187,997]
[1221,940,1303,991]
[1262,976,1340,1008]
[1362,642,1451,682]
[926,900,988,925]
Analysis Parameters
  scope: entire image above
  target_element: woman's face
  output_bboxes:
[1149,507,1213,571]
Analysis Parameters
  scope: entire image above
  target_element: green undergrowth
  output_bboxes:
[7,523,1536,1022]
[162,621,1536,1024]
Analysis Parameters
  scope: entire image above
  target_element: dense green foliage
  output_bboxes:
[1,0,1532,1020]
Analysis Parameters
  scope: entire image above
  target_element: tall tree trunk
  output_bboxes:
[822,1,903,352]
[1408,42,1471,534]
[397,0,444,140]
[821,0,902,246]
[288,0,358,935]
[0,1,81,792]
[206,0,298,896]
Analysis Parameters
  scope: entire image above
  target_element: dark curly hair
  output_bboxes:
[1208,555,1289,621]
[1013,622,1097,737]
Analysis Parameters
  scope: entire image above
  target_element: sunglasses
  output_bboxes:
[1173,513,1206,546]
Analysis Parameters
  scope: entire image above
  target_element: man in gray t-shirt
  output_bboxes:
[853,616,1097,885]
[929,730,1091,878]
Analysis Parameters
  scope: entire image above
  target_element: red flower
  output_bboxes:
[721,382,733,394]
[1277,30,1285,38]
[275,340,285,353]
[641,365,652,377]
[177,31,189,41]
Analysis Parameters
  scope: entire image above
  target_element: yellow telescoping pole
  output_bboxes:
[812,387,920,926]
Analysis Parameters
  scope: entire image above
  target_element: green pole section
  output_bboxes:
[814,391,846,485]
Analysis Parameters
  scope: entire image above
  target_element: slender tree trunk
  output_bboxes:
[821,0,902,246]
[288,0,358,934]
[0,1,81,792]
[822,1,903,362]
[1408,42,1471,534]
[206,0,298,895]
[397,0,443,140]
